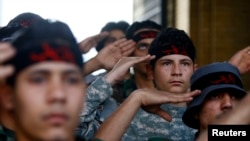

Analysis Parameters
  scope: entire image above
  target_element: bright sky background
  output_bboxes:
[0,0,133,62]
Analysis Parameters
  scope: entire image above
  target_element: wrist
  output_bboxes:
[90,57,102,71]
[104,72,116,86]
[128,90,144,107]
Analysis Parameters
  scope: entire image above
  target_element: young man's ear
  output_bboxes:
[146,64,154,80]
[194,63,198,71]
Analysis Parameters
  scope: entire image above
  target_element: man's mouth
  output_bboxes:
[43,113,69,125]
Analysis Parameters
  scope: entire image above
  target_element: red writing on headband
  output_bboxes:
[140,31,157,38]
[162,45,188,55]
[210,74,236,85]
[30,43,75,63]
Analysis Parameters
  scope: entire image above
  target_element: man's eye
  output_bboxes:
[29,76,45,84]
[163,62,171,66]
[182,62,190,66]
[66,77,81,84]
[208,94,220,100]
[231,94,242,100]
[137,44,149,50]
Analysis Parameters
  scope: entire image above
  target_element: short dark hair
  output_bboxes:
[100,21,129,33]
[95,21,130,52]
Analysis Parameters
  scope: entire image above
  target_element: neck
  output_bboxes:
[16,132,75,141]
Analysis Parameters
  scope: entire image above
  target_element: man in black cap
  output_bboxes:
[1,19,87,141]
[0,12,43,42]
[182,62,247,140]
[91,29,250,140]
[81,21,134,85]
[93,27,199,141]
[77,20,162,141]
[0,12,44,141]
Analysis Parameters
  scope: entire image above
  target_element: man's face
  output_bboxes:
[198,91,241,131]
[13,62,86,141]
[151,54,195,94]
[133,38,154,75]
[104,29,125,46]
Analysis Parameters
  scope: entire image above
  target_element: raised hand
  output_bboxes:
[78,32,109,54]
[131,89,201,122]
[94,88,200,141]
[105,55,155,86]
[95,38,135,71]
[228,46,250,74]
[0,43,15,82]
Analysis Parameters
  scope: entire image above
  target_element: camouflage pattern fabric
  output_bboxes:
[122,104,197,141]
[0,125,15,141]
[76,77,118,141]
[76,76,196,141]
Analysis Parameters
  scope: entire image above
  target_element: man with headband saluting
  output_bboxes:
[78,20,162,140]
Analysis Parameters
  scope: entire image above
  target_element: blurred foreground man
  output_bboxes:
[2,19,86,141]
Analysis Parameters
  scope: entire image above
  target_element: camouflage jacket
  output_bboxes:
[122,104,197,141]
[0,125,15,141]
[76,77,119,141]
[76,76,196,141]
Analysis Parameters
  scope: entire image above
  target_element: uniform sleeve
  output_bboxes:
[76,76,113,141]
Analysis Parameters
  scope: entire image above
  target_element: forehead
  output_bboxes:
[108,29,125,37]
[19,61,82,74]
[157,54,193,62]
[136,38,154,45]
[134,28,159,35]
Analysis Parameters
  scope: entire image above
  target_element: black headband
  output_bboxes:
[132,30,158,42]
[4,20,83,85]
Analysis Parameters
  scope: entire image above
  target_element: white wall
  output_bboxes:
[0,0,133,75]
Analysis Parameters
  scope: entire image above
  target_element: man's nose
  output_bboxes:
[47,79,66,103]
[171,64,182,76]
[221,94,233,111]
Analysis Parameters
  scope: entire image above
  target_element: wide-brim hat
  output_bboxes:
[182,62,246,129]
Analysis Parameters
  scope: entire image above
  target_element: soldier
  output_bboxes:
[77,20,162,141]
[93,27,199,141]
[182,62,248,140]
[93,30,250,141]
[0,12,44,141]
[1,19,87,141]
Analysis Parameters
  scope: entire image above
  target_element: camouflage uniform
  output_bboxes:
[76,77,119,140]
[77,76,196,141]
[76,76,137,141]
[0,125,15,141]
[122,105,197,141]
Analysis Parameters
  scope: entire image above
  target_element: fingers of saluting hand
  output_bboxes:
[117,55,155,67]
[0,43,16,63]
[0,43,15,81]
[95,31,109,41]
[0,65,14,81]
[119,40,135,56]
[79,32,109,53]
[165,90,201,104]
[113,38,127,47]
